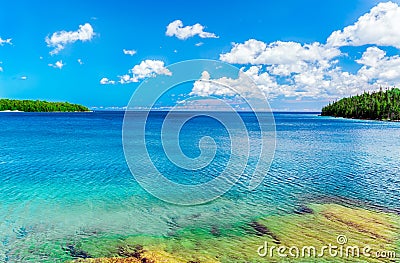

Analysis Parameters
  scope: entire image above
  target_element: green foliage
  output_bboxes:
[0,99,89,112]
[321,87,400,121]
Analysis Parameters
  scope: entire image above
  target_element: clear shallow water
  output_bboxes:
[0,111,399,262]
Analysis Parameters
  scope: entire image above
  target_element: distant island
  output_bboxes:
[0,99,89,112]
[321,88,400,121]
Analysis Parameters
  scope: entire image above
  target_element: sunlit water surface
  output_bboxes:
[0,111,399,261]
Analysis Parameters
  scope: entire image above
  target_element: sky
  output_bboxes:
[1,0,400,111]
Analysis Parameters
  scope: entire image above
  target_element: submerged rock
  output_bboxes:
[69,203,400,263]
[293,205,314,215]
[210,226,221,237]
[117,244,143,258]
[63,244,92,259]
[248,221,281,244]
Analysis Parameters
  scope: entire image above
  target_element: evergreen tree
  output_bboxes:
[0,99,90,112]
[321,88,400,121]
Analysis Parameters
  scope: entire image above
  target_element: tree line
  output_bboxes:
[0,99,89,112]
[321,87,400,120]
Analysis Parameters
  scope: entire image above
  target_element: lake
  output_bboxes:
[0,111,399,262]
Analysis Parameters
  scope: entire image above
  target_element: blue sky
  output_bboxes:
[1,0,400,111]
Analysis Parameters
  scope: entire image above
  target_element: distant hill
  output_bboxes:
[0,99,89,112]
[321,88,400,121]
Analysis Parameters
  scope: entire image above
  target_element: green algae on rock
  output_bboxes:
[68,203,399,263]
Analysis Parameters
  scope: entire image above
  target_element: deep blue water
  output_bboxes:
[0,111,399,261]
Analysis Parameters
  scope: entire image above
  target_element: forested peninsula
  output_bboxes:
[0,99,90,112]
[321,88,400,121]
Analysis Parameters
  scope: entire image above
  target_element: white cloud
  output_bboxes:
[48,60,65,69]
[123,49,137,56]
[195,42,204,47]
[327,2,400,48]
[216,38,381,99]
[166,20,218,40]
[118,60,172,84]
[100,77,115,85]
[192,61,374,100]
[241,66,282,96]
[218,39,356,98]
[0,37,12,46]
[216,0,400,101]
[191,71,236,97]
[356,47,400,83]
[45,23,95,55]
[99,1,400,101]
[288,64,372,98]
[77,58,83,65]
[20,76,27,80]
[190,67,281,98]
[220,39,340,65]
[118,74,131,84]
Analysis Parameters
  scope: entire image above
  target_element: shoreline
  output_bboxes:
[319,114,400,122]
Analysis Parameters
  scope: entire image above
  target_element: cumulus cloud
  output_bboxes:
[166,20,218,40]
[190,61,373,100]
[218,39,353,98]
[118,59,172,84]
[48,60,65,69]
[327,2,400,48]
[287,63,372,99]
[0,37,12,46]
[20,76,27,80]
[45,23,95,55]
[215,2,400,100]
[100,77,115,85]
[356,47,400,83]
[220,39,340,65]
[191,71,236,97]
[102,60,172,85]
[242,66,282,96]
[123,49,137,56]
[190,67,280,98]
[216,38,374,99]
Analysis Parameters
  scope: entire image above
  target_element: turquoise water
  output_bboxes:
[0,111,399,261]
